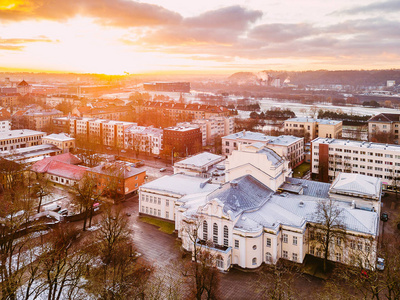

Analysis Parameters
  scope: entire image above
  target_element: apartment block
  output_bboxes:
[12,108,63,131]
[0,129,45,151]
[42,133,75,153]
[222,131,304,168]
[311,137,400,190]
[368,113,400,144]
[163,126,202,157]
[124,125,163,155]
[284,117,342,141]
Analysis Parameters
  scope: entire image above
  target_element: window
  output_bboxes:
[292,253,298,262]
[252,258,257,265]
[310,246,315,255]
[158,198,161,205]
[316,248,322,257]
[336,252,342,262]
[253,245,257,250]
[225,141,229,146]
[166,199,169,206]
[266,252,272,263]
[283,251,288,259]
[365,242,371,252]
[336,237,341,247]
[223,225,229,247]
[266,238,271,247]
[235,240,239,249]
[213,223,218,244]
[216,257,224,269]
[283,234,288,243]
[357,241,363,251]
[166,211,169,218]
[293,236,297,246]
[203,221,208,240]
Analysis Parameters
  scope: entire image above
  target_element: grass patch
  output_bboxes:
[139,216,175,234]
[293,162,310,178]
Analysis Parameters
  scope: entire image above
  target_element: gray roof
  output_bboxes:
[283,177,331,198]
[285,117,341,125]
[257,147,284,167]
[312,137,400,152]
[207,175,274,217]
[175,152,225,168]
[141,174,219,196]
[330,173,381,199]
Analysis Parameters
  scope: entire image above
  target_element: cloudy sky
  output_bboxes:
[0,0,399,74]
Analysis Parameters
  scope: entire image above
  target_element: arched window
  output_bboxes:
[203,221,208,240]
[223,225,229,247]
[252,257,257,265]
[266,252,272,263]
[213,223,218,244]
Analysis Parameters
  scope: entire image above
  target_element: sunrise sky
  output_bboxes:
[0,0,399,74]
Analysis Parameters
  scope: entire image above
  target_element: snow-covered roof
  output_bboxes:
[141,174,219,196]
[174,152,225,168]
[43,133,74,141]
[285,117,341,125]
[312,137,400,152]
[283,177,331,198]
[256,147,284,167]
[330,173,381,199]
[206,175,274,218]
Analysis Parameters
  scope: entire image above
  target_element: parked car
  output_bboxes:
[58,208,68,216]
[381,212,389,222]
[159,168,166,172]
[154,155,161,159]
[376,257,385,271]
[44,204,61,212]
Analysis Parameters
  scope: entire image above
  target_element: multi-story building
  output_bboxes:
[0,109,11,132]
[88,162,146,197]
[45,94,81,108]
[141,172,380,272]
[0,129,45,151]
[311,137,400,189]
[42,133,75,153]
[225,143,290,191]
[12,108,63,131]
[0,93,19,108]
[69,118,135,148]
[143,82,190,93]
[284,118,342,141]
[2,144,63,164]
[190,117,235,146]
[124,125,163,155]
[72,105,131,120]
[163,126,202,157]
[222,131,304,168]
[52,117,72,133]
[368,113,400,144]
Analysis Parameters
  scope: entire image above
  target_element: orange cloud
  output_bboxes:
[0,0,182,27]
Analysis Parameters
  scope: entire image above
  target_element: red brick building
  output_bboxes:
[163,126,202,157]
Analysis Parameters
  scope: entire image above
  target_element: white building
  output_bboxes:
[124,125,163,155]
[173,152,225,179]
[0,129,45,151]
[311,137,400,189]
[225,143,290,191]
[42,133,75,153]
[139,174,220,222]
[222,131,304,168]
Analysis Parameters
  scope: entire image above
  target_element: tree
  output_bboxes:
[181,215,221,300]
[31,173,51,213]
[73,173,102,231]
[309,199,345,273]
[85,207,153,299]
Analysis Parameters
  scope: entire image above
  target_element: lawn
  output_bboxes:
[293,162,310,178]
[139,216,175,234]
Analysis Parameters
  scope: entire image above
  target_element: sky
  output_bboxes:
[0,0,399,74]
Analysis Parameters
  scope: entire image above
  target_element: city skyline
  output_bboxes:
[1,0,399,74]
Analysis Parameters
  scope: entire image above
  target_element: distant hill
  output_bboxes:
[228,69,400,86]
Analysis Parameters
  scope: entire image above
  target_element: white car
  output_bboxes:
[376,257,385,271]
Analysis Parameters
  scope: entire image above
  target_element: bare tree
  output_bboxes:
[181,215,221,300]
[309,199,345,273]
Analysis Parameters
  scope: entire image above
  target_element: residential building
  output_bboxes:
[12,107,63,131]
[52,117,72,133]
[69,117,135,148]
[311,137,400,189]
[45,94,81,108]
[17,80,32,96]
[139,174,220,222]
[225,143,290,191]
[124,125,163,155]
[222,131,304,168]
[88,162,146,197]
[284,117,342,141]
[173,152,225,178]
[0,108,11,132]
[30,153,86,187]
[42,133,75,153]
[368,113,400,144]
[189,116,235,146]
[163,126,202,157]
[72,105,131,120]
[0,144,62,164]
[0,93,19,108]
[0,129,45,151]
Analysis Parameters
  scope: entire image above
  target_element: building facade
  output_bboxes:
[42,133,75,153]
[368,113,400,144]
[0,129,45,151]
[311,137,400,189]
[222,131,304,168]
[124,125,163,155]
[163,126,202,157]
[284,118,342,141]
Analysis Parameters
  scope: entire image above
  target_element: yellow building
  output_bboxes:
[284,118,342,141]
